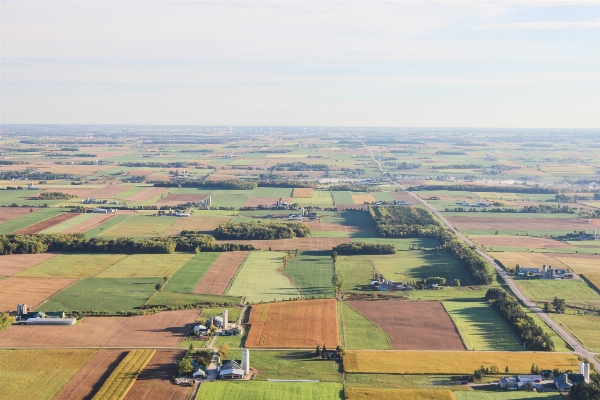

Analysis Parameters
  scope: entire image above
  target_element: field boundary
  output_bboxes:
[223,252,252,294]
[440,301,469,350]
[343,300,392,347]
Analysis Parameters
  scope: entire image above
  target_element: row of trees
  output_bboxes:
[370,206,494,285]
[332,242,396,255]
[37,192,76,200]
[212,222,310,240]
[151,180,258,190]
[413,184,558,194]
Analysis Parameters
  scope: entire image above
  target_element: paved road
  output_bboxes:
[407,190,600,370]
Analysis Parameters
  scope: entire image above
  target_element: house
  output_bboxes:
[499,377,518,390]
[516,375,543,388]
[555,373,586,391]
[193,325,208,335]
[27,182,38,190]
[218,360,245,380]
[192,368,207,379]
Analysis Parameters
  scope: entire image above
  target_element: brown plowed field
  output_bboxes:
[0,253,56,276]
[154,193,208,207]
[390,192,415,203]
[447,216,596,231]
[352,194,377,204]
[16,212,80,234]
[292,188,314,198]
[62,213,116,234]
[0,310,199,348]
[0,277,77,312]
[245,299,338,348]
[54,350,127,400]
[349,301,465,350]
[243,197,292,208]
[161,216,232,236]
[0,207,39,223]
[124,350,192,400]
[215,237,351,251]
[125,187,169,201]
[472,236,571,248]
[86,184,130,199]
[544,252,600,260]
[193,251,249,295]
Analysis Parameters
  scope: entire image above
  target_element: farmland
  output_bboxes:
[343,351,580,375]
[293,190,334,205]
[18,254,127,278]
[95,215,176,238]
[196,381,344,400]
[95,253,193,278]
[0,208,63,234]
[453,392,563,400]
[193,251,248,295]
[551,313,600,352]
[283,251,336,298]
[0,253,56,276]
[491,252,567,271]
[0,349,97,400]
[92,349,155,400]
[0,277,77,312]
[16,212,80,234]
[163,252,221,293]
[216,237,351,251]
[516,279,600,308]
[345,389,455,400]
[338,301,391,350]
[472,236,571,249]
[245,299,339,348]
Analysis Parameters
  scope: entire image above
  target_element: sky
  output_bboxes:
[1,1,600,128]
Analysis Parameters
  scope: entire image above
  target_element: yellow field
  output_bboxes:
[92,349,155,400]
[472,192,521,201]
[490,252,567,270]
[343,351,579,375]
[553,256,600,290]
[0,349,97,400]
[352,194,376,204]
[95,254,193,278]
[346,389,455,400]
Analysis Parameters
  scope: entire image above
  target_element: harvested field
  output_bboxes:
[0,253,56,276]
[215,237,351,251]
[0,207,38,223]
[245,299,339,348]
[345,389,455,400]
[390,192,415,203]
[0,310,199,348]
[86,184,131,199]
[491,252,568,270]
[124,350,192,400]
[92,349,155,400]
[343,350,580,375]
[193,251,248,295]
[154,193,208,207]
[125,187,168,201]
[292,188,314,198]
[62,213,116,234]
[448,216,595,232]
[243,197,291,208]
[161,216,231,236]
[551,255,600,290]
[54,350,127,400]
[472,236,571,248]
[0,277,77,312]
[16,212,80,234]
[352,194,376,204]
[349,301,465,350]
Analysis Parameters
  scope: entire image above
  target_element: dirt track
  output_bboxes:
[16,212,80,234]
[193,251,248,295]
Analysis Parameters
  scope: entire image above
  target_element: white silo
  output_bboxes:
[222,309,228,330]
[242,349,250,375]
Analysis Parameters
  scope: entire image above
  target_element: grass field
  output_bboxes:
[95,254,193,278]
[442,302,523,350]
[331,191,355,204]
[336,259,375,293]
[343,351,580,375]
[338,301,391,350]
[551,312,600,352]
[491,252,567,271]
[196,381,344,400]
[17,254,127,278]
[283,251,335,298]
[345,389,455,400]
[294,190,334,205]
[84,214,129,238]
[0,208,63,234]
[517,279,600,307]
[145,292,241,307]
[39,212,99,234]
[38,277,161,313]
[453,391,563,400]
[95,215,176,238]
[344,374,471,391]
[163,253,221,293]
[0,349,97,400]
[552,256,600,291]
[92,349,155,400]
[225,251,301,303]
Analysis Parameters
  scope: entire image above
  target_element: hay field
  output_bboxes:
[472,192,522,201]
[516,279,600,304]
[245,299,339,348]
[0,253,56,276]
[339,301,391,350]
[472,236,571,249]
[551,313,600,352]
[294,190,334,205]
[350,301,464,350]
[18,254,127,278]
[95,215,176,238]
[283,252,336,298]
[16,212,80,234]
[552,255,600,290]
[352,193,377,204]
[196,381,344,400]
[0,310,199,348]
[343,351,580,375]
[193,251,248,295]
[92,349,155,400]
[292,188,314,198]
[95,254,193,278]
[345,389,455,400]
[0,349,97,400]
[55,350,127,400]
[62,213,117,234]
[0,277,77,312]
[491,252,567,270]
[225,251,301,303]
[337,259,375,293]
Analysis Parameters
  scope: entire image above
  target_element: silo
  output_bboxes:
[242,349,250,375]
[222,309,228,330]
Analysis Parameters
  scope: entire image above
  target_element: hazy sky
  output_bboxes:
[1,1,600,128]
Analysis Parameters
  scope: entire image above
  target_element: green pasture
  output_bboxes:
[443,302,522,351]
[95,215,176,238]
[517,279,600,306]
[283,251,336,298]
[338,301,391,350]
[372,192,395,202]
[145,292,241,307]
[0,208,63,234]
[38,277,161,313]
[336,259,375,293]
[17,254,126,278]
[225,251,301,303]
[83,214,129,238]
[294,190,334,205]
[325,211,374,227]
[213,332,246,349]
[0,190,62,207]
[196,381,344,400]
[162,252,222,293]
[331,191,355,204]
[551,312,600,352]
[38,212,98,234]
[95,253,193,278]
[208,190,253,208]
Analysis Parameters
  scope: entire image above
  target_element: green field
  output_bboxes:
[39,212,98,234]
[0,208,63,234]
[38,277,161,313]
[84,214,129,238]
[95,215,176,238]
[225,251,301,303]
[408,287,489,301]
[336,259,374,293]
[196,381,343,400]
[326,211,374,227]
[454,391,563,400]
[345,374,471,391]
[0,349,97,400]
[95,253,193,278]
[162,252,221,293]
[338,301,391,350]
[145,292,241,307]
[294,190,334,205]
[331,191,355,204]
[551,312,600,352]
[443,302,523,351]
[208,190,253,208]
[517,279,600,308]
[283,251,336,298]
[17,254,127,278]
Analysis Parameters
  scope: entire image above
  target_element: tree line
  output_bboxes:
[413,184,558,194]
[212,222,310,240]
[370,206,494,285]
[332,242,396,255]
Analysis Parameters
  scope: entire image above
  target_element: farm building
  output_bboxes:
[193,325,208,335]
[218,349,250,380]
[555,363,590,392]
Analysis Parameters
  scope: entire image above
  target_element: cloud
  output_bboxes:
[478,19,600,29]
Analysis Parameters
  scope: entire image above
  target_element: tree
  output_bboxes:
[331,251,338,263]
[218,343,229,360]
[544,302,550,313]
[155,283,163,291]
[315,345,321,357]
[552,297,566,313]
[473,368,484,382]
[177,357,193,374]
[505,366,509,374]
[336,345,345,355]
[452,279,460,287]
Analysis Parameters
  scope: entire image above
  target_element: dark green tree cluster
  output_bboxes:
[329,184,380,192]
[37,192,76,200]
[274,162,328,171]
[486,291,554,351]
[0,312,15,332]
[332,242,396,255]
[570,373,600,400]
[257,180,315,188]
[151,180,257,190]
[213,222,310,240]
